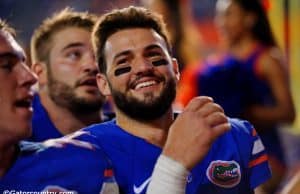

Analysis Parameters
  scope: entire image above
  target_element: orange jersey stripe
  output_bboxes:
[249,154,268,168]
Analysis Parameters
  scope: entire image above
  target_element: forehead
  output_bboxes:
[217,0,242,13]
[104,28,168,58]
[0,31,24,56]
[51,27,91,49]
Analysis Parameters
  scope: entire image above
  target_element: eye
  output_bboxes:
[152,59,168,67]
[0,57,18,73]
[0,63,13,72]
[116,58,128,65]
[66,50,82,60]
[114,66,131,76]
[145,49,168,67]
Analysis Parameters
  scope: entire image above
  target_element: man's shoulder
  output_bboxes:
[228,118,254,136]
[83,120,139,154]
[19,137,109,165]
[189,118,270,192]
[221,118,257,150]
[85,119,116,130]
[84,120,130,139]
[1,139,109,192]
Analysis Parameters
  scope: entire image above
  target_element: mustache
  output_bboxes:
[75,71,98,87]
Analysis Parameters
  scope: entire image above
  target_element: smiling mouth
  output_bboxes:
[134,80,158,90]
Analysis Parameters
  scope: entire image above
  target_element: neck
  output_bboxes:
[229,34,258,59]
[0,143,18,177]
[39,92,102,135]
[115,108,174,148]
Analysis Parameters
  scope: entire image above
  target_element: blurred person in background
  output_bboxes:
[176,0,295,193]
[141,0,203,71]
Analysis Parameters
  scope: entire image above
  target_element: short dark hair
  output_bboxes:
[0,19,16,37]
[31,7,97,64]
[92,6,172,74]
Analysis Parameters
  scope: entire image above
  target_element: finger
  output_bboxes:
[197,102,224,117]
[212,122,231,138]
[184,96,213,112]
[206,111,228,126]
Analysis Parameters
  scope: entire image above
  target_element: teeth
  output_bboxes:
[135,80,156,89]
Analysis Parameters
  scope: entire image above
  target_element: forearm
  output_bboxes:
[147,154,189,194]
[245,105,295,128]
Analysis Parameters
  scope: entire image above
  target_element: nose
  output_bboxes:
[132,57,154,75]
[18,63,37,88]
[81,52,99,74]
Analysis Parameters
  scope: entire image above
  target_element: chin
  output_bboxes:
[16,122,32,139]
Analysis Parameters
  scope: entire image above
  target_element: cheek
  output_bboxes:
[50,56,78,75]
[109,68,130,83]
[0,80,14,97]
[0,91,13,117]
[50,63,78,83]
[110,76,127,88]
[108,74,130,92]
[54,63,76,74]
[158,65,174,75]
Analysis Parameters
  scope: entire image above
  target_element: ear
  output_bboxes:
[96,73,111,96]
[171,58,180,81]
[31,62,47,85]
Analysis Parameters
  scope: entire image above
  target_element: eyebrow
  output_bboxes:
[144,44,163,51]
[113,44,163,60]
[61,42,85,51]
[113,50,131,60]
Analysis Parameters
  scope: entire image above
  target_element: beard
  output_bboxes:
[47,69,104,115]
[110,77,176,121]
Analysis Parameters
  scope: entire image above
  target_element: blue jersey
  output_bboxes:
[29,94,62,141]
[29,94,115,142]
[0,131,118,193]
[83,118,271,194]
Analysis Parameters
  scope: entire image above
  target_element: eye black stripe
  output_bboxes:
[152,59,168,66]
[114,66,131,76]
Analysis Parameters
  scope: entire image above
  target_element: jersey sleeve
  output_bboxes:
[247,126,271,188]
[230,119,271,189]
[41,130,119,193]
